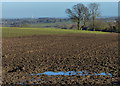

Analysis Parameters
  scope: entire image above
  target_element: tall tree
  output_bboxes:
[82,6,90,27]
[66,3,89,30]
[89,3,100,31]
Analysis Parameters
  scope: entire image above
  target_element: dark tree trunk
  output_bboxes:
[82,21,86,30]
[93,17,95,31]
[77,21,80,30]
[84,21,86,27]
[81,25,82,30]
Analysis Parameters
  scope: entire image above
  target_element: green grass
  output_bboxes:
[1,27,109,37]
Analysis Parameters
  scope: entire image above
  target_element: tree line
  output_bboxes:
[66,3,119,32]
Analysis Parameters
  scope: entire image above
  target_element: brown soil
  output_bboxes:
[2,33,119,85]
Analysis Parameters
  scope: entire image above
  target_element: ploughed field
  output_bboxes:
[2,33,119,85]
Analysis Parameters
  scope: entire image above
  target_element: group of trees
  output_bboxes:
[66,3,100,30]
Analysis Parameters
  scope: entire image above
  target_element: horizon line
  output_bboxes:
[1,16,118,19]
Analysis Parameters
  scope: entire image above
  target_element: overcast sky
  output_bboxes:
[2,2,118,18]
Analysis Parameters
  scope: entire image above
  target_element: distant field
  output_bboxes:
[28,21,73,27]
[27,21,76,29]
[1,27,109,37]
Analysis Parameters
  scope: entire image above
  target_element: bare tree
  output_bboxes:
[66,3,89,30]
[89,3,100,31]
[82,7,90,27]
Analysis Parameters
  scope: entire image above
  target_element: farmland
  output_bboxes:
[1,27,109,37]
[2,27,119,85]
[1,1,119,86]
